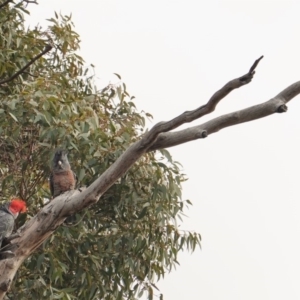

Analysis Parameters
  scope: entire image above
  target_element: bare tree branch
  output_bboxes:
[148,81,300,151]
[248,55,264,74]
[143,56,264,139]
[0,45,52,85]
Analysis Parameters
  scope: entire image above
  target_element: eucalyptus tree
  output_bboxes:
[0,1,298,300]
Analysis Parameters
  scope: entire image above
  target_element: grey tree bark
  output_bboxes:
[1,56,300,299]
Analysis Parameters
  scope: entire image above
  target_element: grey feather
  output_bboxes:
[0,203,15,246]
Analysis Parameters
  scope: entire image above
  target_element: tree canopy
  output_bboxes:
[0,2,200,299]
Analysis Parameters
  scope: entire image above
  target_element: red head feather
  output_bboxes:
[9,199,27,214]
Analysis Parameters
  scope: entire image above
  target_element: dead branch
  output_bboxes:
[148,81,300,151]
[144,56,264,137]
[248,55,263,74]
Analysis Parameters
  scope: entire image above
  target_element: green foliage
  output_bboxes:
[0,2,201,299]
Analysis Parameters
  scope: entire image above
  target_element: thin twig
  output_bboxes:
[140,56,264,150]
[0,45,52,85]
[21,0,37,4]
[22,71,38,78]
[249,55,264,74]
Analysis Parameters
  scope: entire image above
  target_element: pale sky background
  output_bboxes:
[27,1,300,299]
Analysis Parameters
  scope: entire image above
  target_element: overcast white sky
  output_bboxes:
[27,1,300,299]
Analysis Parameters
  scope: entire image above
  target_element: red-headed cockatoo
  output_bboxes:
[0,199,27,248]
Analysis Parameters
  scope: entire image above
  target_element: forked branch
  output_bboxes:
[143,55,264,148]
[149,80,300,151]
